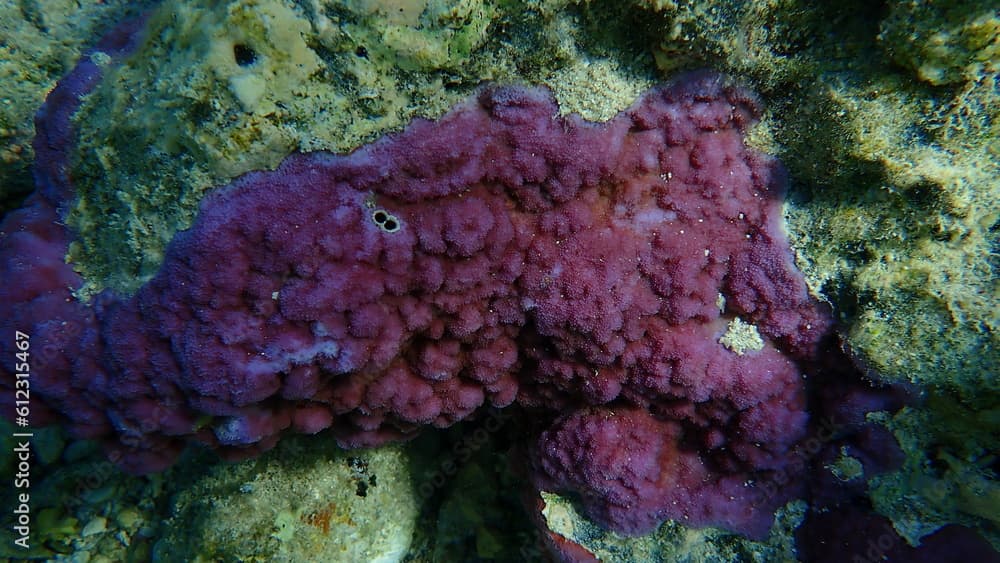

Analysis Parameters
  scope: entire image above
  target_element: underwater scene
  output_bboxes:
[0,1,997,561]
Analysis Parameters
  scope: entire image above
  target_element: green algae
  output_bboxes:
[0,419,162,561]
[782,70,999,402]
[825,446,865,483]
[415,421,546,561]
[0,424,422,561]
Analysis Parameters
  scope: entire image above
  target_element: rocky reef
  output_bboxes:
[0,0,996,561]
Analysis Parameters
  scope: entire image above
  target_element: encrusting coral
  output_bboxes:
[2,9,830,540]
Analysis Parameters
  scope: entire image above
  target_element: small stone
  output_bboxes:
[115,507,142,529]
[81,516,107,537]
[32,425,66,465]
[84,484,117,504]
[63,439,101,462]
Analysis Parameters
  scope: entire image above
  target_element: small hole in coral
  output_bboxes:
[371,209,401,233]
[355,45,368,58]
[233,44,257,67]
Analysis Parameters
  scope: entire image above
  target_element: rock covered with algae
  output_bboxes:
[0,0,157,206]
[153,441,419,562]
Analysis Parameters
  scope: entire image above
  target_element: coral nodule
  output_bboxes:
[0,16,831,541]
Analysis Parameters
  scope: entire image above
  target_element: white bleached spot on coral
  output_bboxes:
[719,317,764,355]
[248,339,341,375]
[632,206,677,230]
[282,340,341,365]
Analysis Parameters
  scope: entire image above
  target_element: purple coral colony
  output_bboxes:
[2,9,994,563]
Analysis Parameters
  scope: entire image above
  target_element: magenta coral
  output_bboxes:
[1,24,831,537]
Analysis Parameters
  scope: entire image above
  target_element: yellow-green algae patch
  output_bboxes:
[782,72,998,403]
[0,420,422,561]
[868,403,1000,550]
[539,491,805,562]
[153,440,418,562]
[0,420,164,561]
[825,447,865,483]
[719,317,765,356]
[878,0,999,86]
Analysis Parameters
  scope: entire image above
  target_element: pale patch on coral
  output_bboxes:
[719,317,765,355]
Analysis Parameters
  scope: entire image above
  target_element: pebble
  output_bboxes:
[81,516,107,537]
